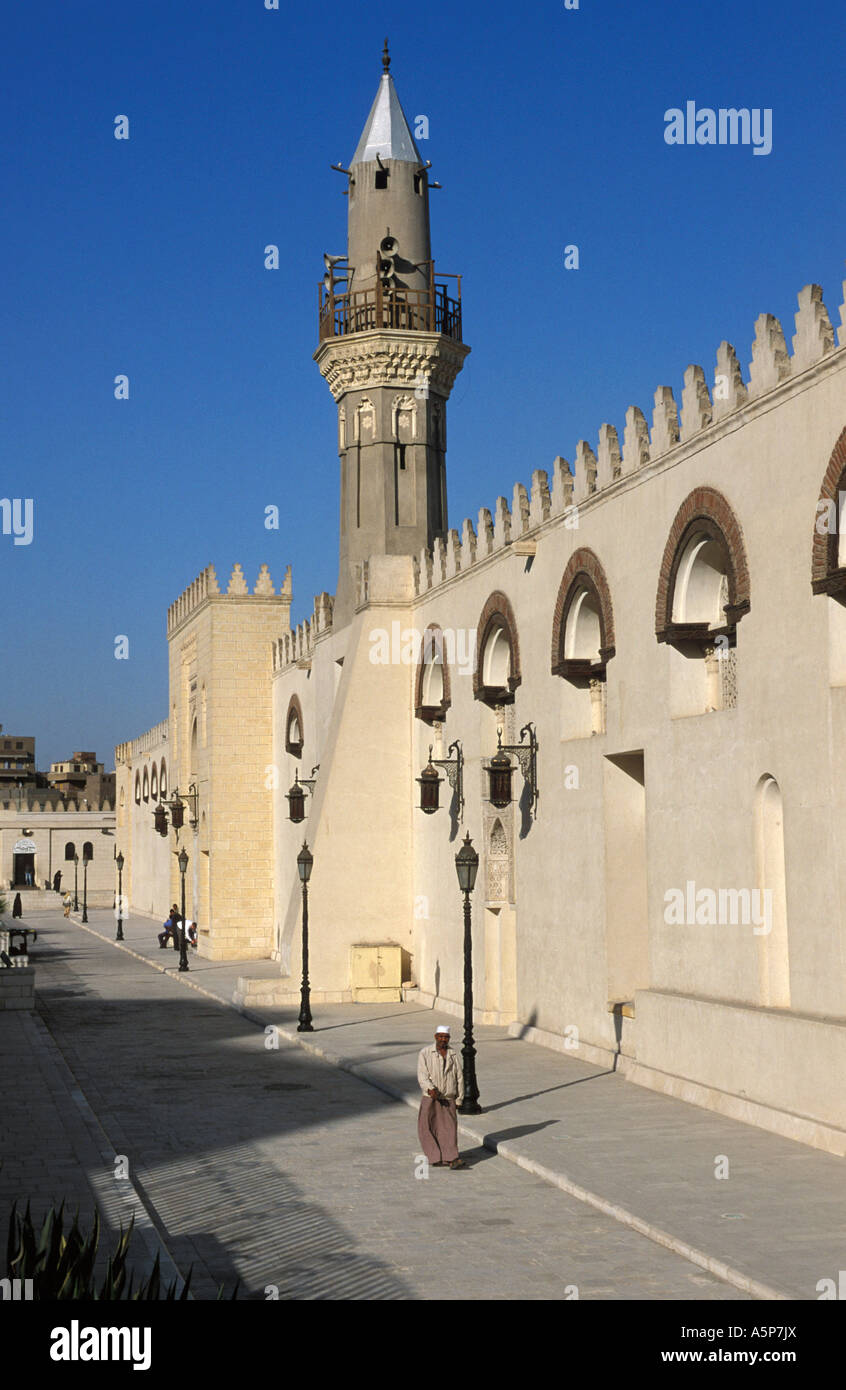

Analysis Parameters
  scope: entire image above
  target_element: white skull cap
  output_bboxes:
[435,1025,450,1034]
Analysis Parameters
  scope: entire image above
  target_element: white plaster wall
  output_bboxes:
[268,337,846,1132]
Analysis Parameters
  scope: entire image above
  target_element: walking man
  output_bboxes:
[417,1025,467,1169]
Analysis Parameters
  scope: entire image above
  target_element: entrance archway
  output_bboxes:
[12,838,37,887]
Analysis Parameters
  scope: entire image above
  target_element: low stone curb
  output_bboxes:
[70,915,792,1302]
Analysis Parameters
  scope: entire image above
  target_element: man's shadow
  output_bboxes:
[458,1119,560,1167]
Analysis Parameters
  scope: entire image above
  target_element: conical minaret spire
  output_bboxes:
[314,49,470,627]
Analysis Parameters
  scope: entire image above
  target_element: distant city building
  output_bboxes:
[0,726,38,790]
[0,730,117,897]
[48,752,115,807]
[0,793,116,899]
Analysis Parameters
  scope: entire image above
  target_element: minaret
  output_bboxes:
[314,41,470,626]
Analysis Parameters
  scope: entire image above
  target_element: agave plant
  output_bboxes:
[4,1201,202,1300]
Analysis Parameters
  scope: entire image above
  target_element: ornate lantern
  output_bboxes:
[415,740,464,819]
[297,841,313,883]
[287,772,306,824]
[484,732,514,810]
[454,832,479,893]
[153,804,168,836]
[286,767,318,824]
[416,754,442,814]
[170,799,184,831]
[483,724,539,816]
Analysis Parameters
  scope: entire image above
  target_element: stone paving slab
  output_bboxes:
[61,909,846,1299]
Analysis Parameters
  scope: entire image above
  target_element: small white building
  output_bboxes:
[0,797,116,906]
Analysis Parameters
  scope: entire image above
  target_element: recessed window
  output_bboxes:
[656,490,750,718]
[285,696,304,757]
[473,593,521,707]
[483,626,511,689]
[551,551,615,739]
[415,626,451,722]
[810,429,846,685]
[375,169,389,189]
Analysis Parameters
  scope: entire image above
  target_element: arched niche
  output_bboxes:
[755,774,790,1008]
[414,624,452,722]
[656,488,749,716]
[285,695,304,757]
[551,549,615,737]
[473,592,521,706]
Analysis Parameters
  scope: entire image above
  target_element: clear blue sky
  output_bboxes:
[2,0,844,768]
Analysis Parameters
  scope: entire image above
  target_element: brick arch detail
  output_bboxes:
[550,547,616,675]
[473,590,521,699]
[811,425,846,593]
[655,486,750,639]
[414,622,453,720]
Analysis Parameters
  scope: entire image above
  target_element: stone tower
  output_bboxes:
[314,41,470,626]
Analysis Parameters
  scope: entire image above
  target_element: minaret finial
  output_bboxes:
[382,37,390,73]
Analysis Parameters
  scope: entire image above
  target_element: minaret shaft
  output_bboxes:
[314,52,469,627]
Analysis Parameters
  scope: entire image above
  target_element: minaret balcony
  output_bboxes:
[318,277,462,343]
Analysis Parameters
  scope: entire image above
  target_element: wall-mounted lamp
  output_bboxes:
[484,723,539,817]
[167,784,199,832]
[287,767,319,824]
[152,783,199,837]
[416,741,464,820]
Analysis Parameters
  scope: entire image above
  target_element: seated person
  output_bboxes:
[157,915,178,949]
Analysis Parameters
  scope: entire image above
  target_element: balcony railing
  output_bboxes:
[319,277,462,343]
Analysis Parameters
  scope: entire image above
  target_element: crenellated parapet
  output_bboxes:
[413,279,846,598]
[115,719,169,765]
[167,563,293,635]
[273,590,334,673]
[0,796,114,814]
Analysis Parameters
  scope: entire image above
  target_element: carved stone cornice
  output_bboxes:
[314,330,470,402]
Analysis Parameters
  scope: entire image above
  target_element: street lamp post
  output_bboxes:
[177,848,189,973]
[296,841,313,1032]
[82,849,90,923]
[455,832,481,1114]
[73,853,79,912]
[116,851,125,941]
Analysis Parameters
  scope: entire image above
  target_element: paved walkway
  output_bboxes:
[5,905,845,1298]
